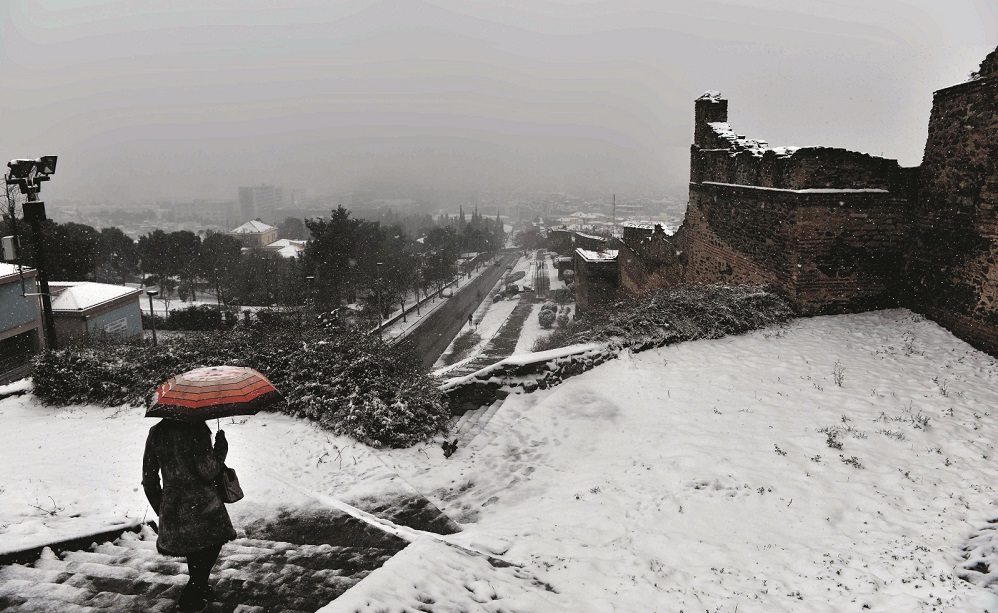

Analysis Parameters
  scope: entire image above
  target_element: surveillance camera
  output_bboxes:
[36,156,57,176]
[6,159,35,180]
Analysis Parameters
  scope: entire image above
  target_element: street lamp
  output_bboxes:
[5,156,58,350]
[146,289,159,346]
[375,262,383,334]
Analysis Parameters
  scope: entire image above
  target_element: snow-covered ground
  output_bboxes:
[5,309,998,610]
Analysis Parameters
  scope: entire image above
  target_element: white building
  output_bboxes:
[226,220,279,248]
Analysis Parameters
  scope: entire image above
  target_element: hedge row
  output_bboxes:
[32,328,448,448]
[532,284,794,353]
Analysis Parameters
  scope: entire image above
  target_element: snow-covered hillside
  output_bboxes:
[5,309,998,611]
[379,309,998,612]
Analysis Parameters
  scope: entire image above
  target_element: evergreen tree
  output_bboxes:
[95,227,139,284]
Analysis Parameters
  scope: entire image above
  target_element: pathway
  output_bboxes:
[0,486,460,612]
[445,299,538,378]
[0,508,408,613]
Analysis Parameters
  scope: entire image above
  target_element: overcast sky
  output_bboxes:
[1,0,994,204]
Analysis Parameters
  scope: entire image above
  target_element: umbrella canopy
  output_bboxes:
[146,366,283,421]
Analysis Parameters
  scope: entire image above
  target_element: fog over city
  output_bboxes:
[1,0,994,205]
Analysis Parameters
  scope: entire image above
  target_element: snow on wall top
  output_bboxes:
[49,282,140,311]
[576,248,618,262]
[621,221,677,235]
[707,121,801,159]
[698,90,722,102]
[701,181,890,194]
[574,232,607,242]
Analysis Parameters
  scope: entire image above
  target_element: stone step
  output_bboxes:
[466,399,510,454]
[451,404,485,434]
[458,398,503,448]
[460,405,488,433]
[0,516,404,613]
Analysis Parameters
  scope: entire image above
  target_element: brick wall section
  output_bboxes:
[618,242,682,294]
[793,193,911,313]
[909,67,998,353]
[574,233,609,251]
[574,251,619,315]
[548,229,574,256]
[617,224,685,294]
[621,224,679,264]
[684,183,792,289]
[673,92,918,315]
[683,182,913,315]
[693,146,902,189]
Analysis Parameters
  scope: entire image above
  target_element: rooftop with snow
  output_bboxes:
[49,282,140,311]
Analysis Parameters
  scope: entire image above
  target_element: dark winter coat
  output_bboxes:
[142,420,237,555]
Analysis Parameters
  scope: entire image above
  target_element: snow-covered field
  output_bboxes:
[5,309,998,611]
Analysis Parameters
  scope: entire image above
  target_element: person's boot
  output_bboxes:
[178,593,208,612]
[177,581,209,612]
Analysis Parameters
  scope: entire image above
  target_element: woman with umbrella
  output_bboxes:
[142,365,282,612]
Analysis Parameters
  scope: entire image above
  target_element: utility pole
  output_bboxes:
[24,195,56,350]
[612,193,616,235]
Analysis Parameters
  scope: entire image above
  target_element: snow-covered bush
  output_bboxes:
[556,307,572,328]
[532,284,793,352]
[550,288,574,304]
[33,328,448,448]
[538,308,556,329]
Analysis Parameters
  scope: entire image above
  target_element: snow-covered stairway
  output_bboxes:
[0,515,408,612]
[444,398,505,455]
[457,399,503,448]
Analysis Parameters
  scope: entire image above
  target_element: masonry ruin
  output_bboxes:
[574,45,998,354]
[684,91,917,315]
[907,46,998,353]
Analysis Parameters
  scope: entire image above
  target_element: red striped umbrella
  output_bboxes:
[146,366,283,421]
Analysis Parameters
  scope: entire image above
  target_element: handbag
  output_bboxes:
[217,465,244,503]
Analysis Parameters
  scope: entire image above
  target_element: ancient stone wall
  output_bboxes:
[908,64,998,353]
[683,184,793,290]
[620,224,679,264]
[574,251,619,316]
[612,46,998,351]
[792,193,911,313]
[574,233,609,252]
[618,244,680,295]
[547,229,574,256]
[676,92,917,315]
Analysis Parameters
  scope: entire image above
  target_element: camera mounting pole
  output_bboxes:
[6,157,59,350]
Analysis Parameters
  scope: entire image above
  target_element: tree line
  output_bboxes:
[303,205,506,316]
[0,202,505,320]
